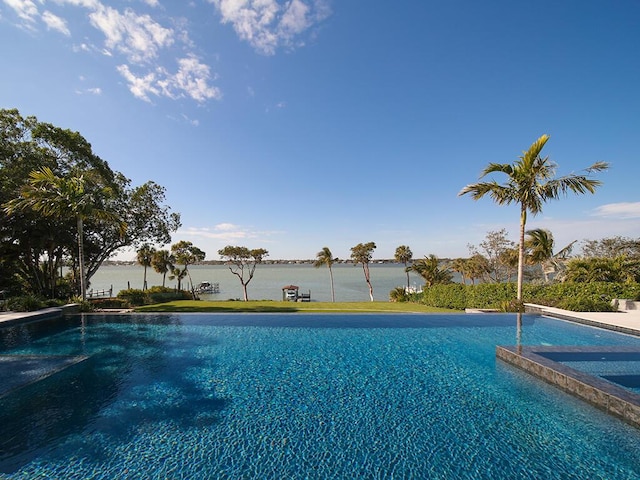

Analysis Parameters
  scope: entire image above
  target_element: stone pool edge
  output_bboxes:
[496,345,640,429]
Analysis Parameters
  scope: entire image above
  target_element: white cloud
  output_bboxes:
[75,86,102,95]
[592,202,640,219]
[119,55,221,103]
[170,55,222,102]
[3,0,39,22]
[116,64,160,102]
[88,5,174,63]
[211,0,331,55]
[42,10,70,35]
[179,225,252,241]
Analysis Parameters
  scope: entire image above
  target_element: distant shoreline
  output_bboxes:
[101,259,428,267]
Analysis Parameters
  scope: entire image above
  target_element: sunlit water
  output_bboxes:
[1,313,640,478]
[89,263,427,302]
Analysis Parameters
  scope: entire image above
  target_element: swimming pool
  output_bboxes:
[1,313,640,478]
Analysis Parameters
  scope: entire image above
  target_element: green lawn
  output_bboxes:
[134,300,459,314]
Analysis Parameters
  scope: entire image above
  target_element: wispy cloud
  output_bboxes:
[3,0,221,105]
[3,0,331,105]
[3,0,38,22]
[179,224,255,242]
[592,202,640,219]
[42,10,70,35]
[88,5,174,63]
[210,0,331,55]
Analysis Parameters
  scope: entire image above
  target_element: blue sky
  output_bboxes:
[1,0,639,261]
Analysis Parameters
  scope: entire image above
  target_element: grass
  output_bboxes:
[134,300,459,314]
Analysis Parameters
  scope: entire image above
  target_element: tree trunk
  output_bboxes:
[78,216,87,301]
[329,266,335,302]
[363,264,374,301]
[242,282,249,301]
[517,205,526,303]
[405,263,410,289]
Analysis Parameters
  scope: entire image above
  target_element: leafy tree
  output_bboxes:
[459,134,608,301]
[394,245,413,289]
[581,236,640,259]
[0,108,181,298]
[171,241,205,292]
[468,229,515,282]
[137,244,156,290]
[218,245,269,301]
[411,254,453,287]
[4,167,124,300]
[350,242,376,301]
[82,180,181,284]
[151,249,174,287]
[314,246,337,302]
[466,254,491,284]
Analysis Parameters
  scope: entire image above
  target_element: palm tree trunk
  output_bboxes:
[405,262,410,289]
[517,205,526,303]
[329,266,335,302]
[77,216,87,301]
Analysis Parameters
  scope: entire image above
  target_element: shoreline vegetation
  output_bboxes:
[103,259,410,266]
[133,300,458,314]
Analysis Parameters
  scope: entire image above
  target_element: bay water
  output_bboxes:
[88,263,425,302]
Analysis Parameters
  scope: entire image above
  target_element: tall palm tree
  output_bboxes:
[151,249,174,287]
[394,245,413,289]
[136,243,156,290]
[4,167,124,300]
[459,134,608,303]
[314,247,337,302]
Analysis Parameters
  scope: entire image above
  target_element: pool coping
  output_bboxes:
[0,354,90,398]
[496,345,640,429]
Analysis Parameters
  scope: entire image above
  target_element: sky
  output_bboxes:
[1,0,639,261]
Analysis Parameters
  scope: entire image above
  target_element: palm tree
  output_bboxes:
[171,240,205,293]
[314,247,337,302]
[136,243,156,290]
[151,249,174,287]
[525,228,576,282]
[394,245,413,289]
[410,254,453,288]
[4,167,124,300]
[459,134,608,303]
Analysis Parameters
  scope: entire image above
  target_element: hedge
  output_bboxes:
[413,282,640,312]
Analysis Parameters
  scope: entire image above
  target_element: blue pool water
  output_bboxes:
[1,313,640,479]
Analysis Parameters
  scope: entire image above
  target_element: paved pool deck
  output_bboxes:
[525,303,640,337]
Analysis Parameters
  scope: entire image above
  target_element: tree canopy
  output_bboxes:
[350,242,376,301]
[0,108,181,298]
[218,245,269,301]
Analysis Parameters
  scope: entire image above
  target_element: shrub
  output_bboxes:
[6,295,45,312]
[90,298,130,309]
[117,289,148,306]
[389,287,408,302]
[147,286,191,303]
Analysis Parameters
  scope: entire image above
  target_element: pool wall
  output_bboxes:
[496,345,640,429]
